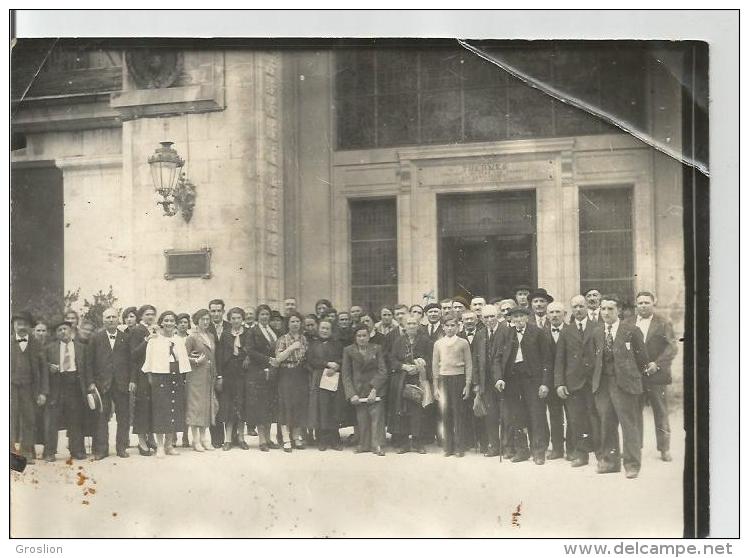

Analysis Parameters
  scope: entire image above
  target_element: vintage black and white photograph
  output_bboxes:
[8,10,719,540]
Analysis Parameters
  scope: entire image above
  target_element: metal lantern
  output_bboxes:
[148,141,184,199]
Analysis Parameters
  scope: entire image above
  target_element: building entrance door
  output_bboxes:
[438,190,536,302]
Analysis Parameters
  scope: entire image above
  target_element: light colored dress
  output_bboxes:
[184,331,219,428]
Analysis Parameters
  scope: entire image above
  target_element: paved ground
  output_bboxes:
[11,407,683,538]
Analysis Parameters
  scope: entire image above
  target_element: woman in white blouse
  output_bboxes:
[141,311,192,458]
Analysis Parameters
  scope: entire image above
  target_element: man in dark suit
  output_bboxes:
[495,307,552,465]
[86,307,132,460]
[555,295,600,467]
[585,288,604,326]
[471,305,504,457]
[11,311,48,463]
[592,295,655,479]
[543,301,573,460]
[384,304,409,449]
[43,321,89,461]
[208,298,231,448]
[629,291,679,462]
[530,288,554,331]
[458,311,482,450]
[421,303,444,341]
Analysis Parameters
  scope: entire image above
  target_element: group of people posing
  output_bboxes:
[10,285,677,479]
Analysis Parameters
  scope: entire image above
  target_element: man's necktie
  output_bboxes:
[605,325,614,351]
[169,341,177,362]
[63,343,73,371]
[578,322,584,335]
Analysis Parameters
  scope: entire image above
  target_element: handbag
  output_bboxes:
[473,392,488,417]
[402,383,424,404]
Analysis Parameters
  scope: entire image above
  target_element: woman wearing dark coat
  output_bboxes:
[342,324,389,456]
[130,304,158,456]
[244,304,280,451]
[389,315,434,454]
[307,320,345,451]
[218,307,251,451]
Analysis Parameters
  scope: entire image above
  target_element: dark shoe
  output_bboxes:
[396,446,410,455]
[485,447,501,458]
[571,455,589,468]
[331,444,343,451]
[146,439,157,450]
[374,447,386,456]
[502,449,516,460]
[625,468,640,479]
[565,452,575,461]
[547,449,564,460]
[71,453,86,460]
[661,451,672,462]
[117,450,129,458]
[455,451,465,458]
[248,427,258,436]
[266,441,279,450]
[283,442,293,453]
[239,441,250,451]
[318,444,328,452]
[222,442,232,451]
[415,446,426,454]
[93,453,108,461]
[181,439,191,449]
[354,447,369,454]
[511,450,530,463]
[138,446,153,457]
[259,444,270,452]
[533,455,545,465]
[293,442,306,450]
[596,461,621,474]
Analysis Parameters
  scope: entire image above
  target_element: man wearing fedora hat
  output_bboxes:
[530,288,554,331]
[11,311,48,463]
[43,321,89,461]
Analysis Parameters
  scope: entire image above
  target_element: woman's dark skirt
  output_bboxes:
[308,368,347,430]
[277,365,309,428]
[216,356,246,424]
[132,370,153,435]
[150,362,187,434]
[244,368,277,426]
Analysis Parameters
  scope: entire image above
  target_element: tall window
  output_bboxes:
[579,186,635,303]
[335,45,648,150]
[350,198,398,313]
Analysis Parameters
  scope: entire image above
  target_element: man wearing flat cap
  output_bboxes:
[420,303,444,342]
[11,311,48,463]
[495,306,552,465]
[529,288,554,331]
[513,285,532,311]
[43,320,89,461]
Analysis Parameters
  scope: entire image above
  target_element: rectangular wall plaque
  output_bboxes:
[164,248,212,280]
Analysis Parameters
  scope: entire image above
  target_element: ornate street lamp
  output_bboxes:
[147,141,196,222]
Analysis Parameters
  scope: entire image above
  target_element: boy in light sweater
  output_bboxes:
[432,312,473,457]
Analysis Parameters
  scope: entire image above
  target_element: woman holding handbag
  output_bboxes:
[184,309,219,452]
[218,307,252,451]
[389,315,434,454]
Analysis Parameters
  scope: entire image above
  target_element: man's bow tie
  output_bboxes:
[552,327,560,333]
[16,337,28,343]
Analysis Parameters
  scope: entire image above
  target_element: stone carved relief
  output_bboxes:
[125,49,184,89]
